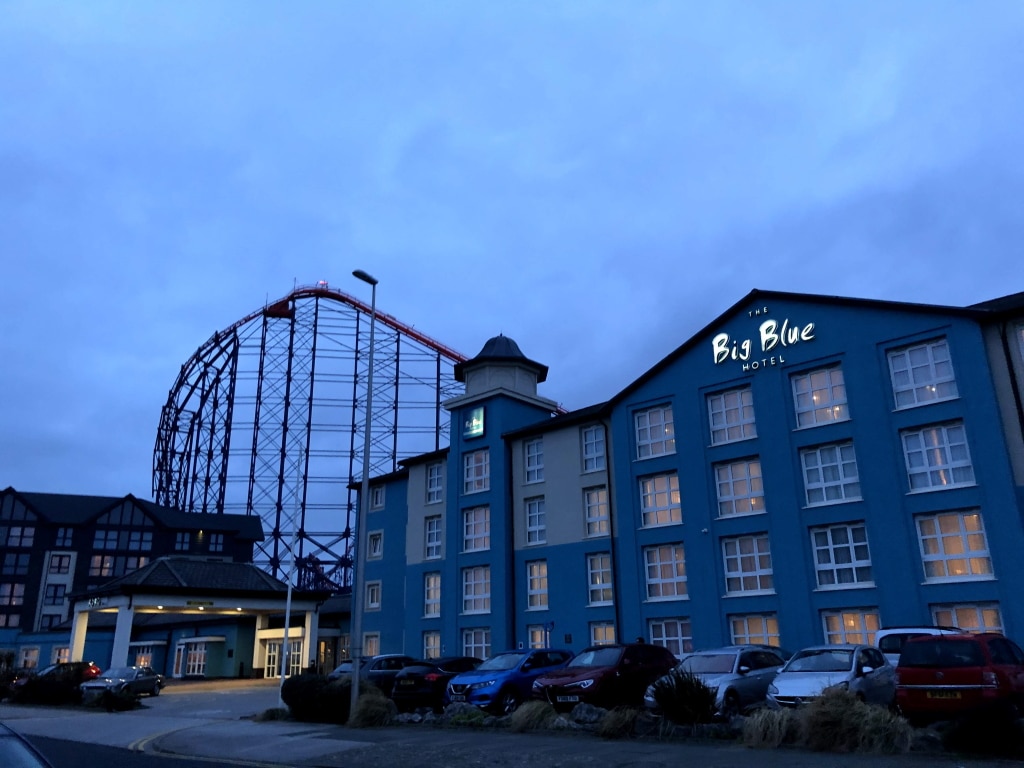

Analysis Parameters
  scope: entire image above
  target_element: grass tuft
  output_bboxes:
[595,706,639,739]
[507,700,557,732]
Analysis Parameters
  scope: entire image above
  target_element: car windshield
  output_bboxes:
[680,654,736,674]
[568,647,623,668]
[785,649,853,673]
[100,668,135,678]
[899,639,986,668]
[477,654,523,672]
[35,665,59,677]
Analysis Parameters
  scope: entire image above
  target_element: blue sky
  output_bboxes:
[2,1,1022,498]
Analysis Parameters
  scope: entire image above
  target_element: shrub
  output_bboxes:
[508,700,557,732]
[800,689,910,755]
[941,706,1024,758]
[447,705,489,727]
[280,673,378,724]
[596,706,639,740]
[742,707,799,749]
[649,669,718,725]
[349,690,397,728]
[255,707,291,721]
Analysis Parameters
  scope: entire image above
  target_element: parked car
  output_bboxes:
[875,625,960,667]
[644,645,787,717]
[767,644,894,708]
[327,654,418,695]
[0,668,37,701]
[390,656,481,712]
[0,722,54,768]
[895,632,1024,725]
[447,649,573,714]
[532,643,677,711]
[10,661,102,704]
[79,665,165,705]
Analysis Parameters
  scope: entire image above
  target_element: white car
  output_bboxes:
[767,644,894,708]
[874,626,960,667]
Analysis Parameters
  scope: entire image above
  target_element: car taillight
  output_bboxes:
[982,670,999,687]
[424,673,442,682]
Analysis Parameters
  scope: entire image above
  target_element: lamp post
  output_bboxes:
[349,268,377,721]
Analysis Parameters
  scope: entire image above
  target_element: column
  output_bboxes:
[110,605,135,668]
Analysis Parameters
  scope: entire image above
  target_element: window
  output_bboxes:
[723,534,773,594]
[209,533,224,553]
[5,526,34,548]
[801,442,861,505]
[18,647,39,669]
[932,603,1003,634]
[526,561,548,610]
[463,506,490,552]
[582,425,606,472]
[525,498,546,544]
[128,530,153,551]
[715,459,765,517]
[55,528,73,547]
[590,622,616,646]
[640,473,681,527]
[463,628,491,659]
[649,618,693,658]
[917,510,993,581]
[2,554,29,576]
[0,614,19,628]
[902,422,975,491]
[708,387,756,445]
[0,583,25,606]
[54,647,71,664]
[527,625,547,649]
[370,485,385,509]
[464,449,490,494]
[426,462,443,504]
[792,366,849,427]
[730,614,780,647]
[525,438,544,483]
[643,543,688,600]
[424,515,442,559]
[822,609,880,645]
[587,553,614,605]
[636,405,675,458]
[364,633,380,657]
[367,531,383,559]
[888,339,958,408]
[584,487,609,537]
[94,529,118,550]
[89,555,115,578]
[43,585,66,606]
[39,614,63,630]
[424,573,441,617]
[423,631,441,660]
[48,554,70,575]
[175,532,191,552]
[365,581,382,610]
[462,566,491,614]
[811,523,873,588]
[133,646,153,666]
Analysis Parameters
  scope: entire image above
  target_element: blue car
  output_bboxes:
[446,648,572,714]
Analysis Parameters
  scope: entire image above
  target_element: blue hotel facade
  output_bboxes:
[357,289,1024,662]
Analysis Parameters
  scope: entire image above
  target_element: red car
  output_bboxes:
[895,633,1024,725]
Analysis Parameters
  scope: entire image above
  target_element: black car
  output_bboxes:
[11,661,102,704]
[79,665,165,705]
[327,654,418,695]
[391,656,481,712]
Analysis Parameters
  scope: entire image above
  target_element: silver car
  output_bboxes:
[644,645,788,717]
[767,644,894,708]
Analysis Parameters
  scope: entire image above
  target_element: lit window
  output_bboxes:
[526,561,548,610]
[822,609,880,645]
[581,425,606,472]
[525,438,544,483]
[715,459,765,517]
[801,442,861,505]
[423,631,441,660]
[888,339,958,409]
[590,622,616,646]
[463,450,490,494]
[365,581,382,610]
[792,366,849,428]
[463,507,490,552]
[424,516,442,559]
[643,543,687,600]
[367,531,383,559]
[426,463,443,504]
[917,510,992,581]
[730,614,780,647]
[364,633,380,657]
[932,603,1003,634]
[708,388,756,445]
[902,422,975,491]
[584,487,609,537]
[635,405,675,458]
[587,553,614,605]
[723,534,773,595]
[370,485,385,509]
[423,573,441,617]
[527,625,547,649]
[649,618,693,658]
[525,498,546,545]
[462,628,490,659]
[462,566,491,614]
[810,523,873,588]
[640,473,681,527]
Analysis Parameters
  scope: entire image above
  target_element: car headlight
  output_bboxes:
[532,680,543,690]
[469,680,496,690]
[568,678,594,689]
[767,684,778,695]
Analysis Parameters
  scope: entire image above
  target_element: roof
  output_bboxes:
[502,401,611,440]
[454,334,549,383]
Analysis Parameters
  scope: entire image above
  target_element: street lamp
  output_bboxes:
[349,268,377,721]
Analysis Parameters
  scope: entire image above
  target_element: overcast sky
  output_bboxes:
[2,1,1022,500]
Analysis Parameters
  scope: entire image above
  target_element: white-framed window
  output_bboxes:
[917,510,993,581]
[643,543,688,600]
[932,602,1003,634]
[527,625,547,649]
[424,515,442,559]
[18,647,39,669]
[888,338,958,409]
[640,473,681,527]
[526,561,548,610]
[730,614,780,647]
[370,485,385,509]
[426,462,443,504]
[801,442,861,505]
[590,622,616,646]
[584,487,610,537]
[581,425,606,472]
[175,532,190,551]
[463,506,490,552]
[463,628,491,659]
[132,645,152,666]
[649,618,693,658]
[462,566,491,614]
[53,646,71,664]
[367,531,383,560]
[365,581,382,611]
[525,497,546,545]
[822,609,880,645]
[792,366,849,427]
[42,584,66,606]
[48,554,70,574]
[723,534,774,595]
[464,449,490,494]
[902,422,975,491]
[364,633,380,657]
[715,459,765,517]
[708,387,756,445]
[636,405,675,458]
[424,572,441,617]
[423,631,441,660]
[525,438,544,483]
[810,523,873,588]
[587,553,614,605]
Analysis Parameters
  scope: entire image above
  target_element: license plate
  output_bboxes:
[556,695,579,703]
[398,679,414,686]
[450,694,466,702]
[926,691,961,699]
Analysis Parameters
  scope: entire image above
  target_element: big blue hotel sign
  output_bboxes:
[463,406,485,438]
[712,305,816,372]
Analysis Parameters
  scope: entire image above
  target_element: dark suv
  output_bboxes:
[10,661,102,704]
[532,643,677,711]
[895,633,1024,724]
